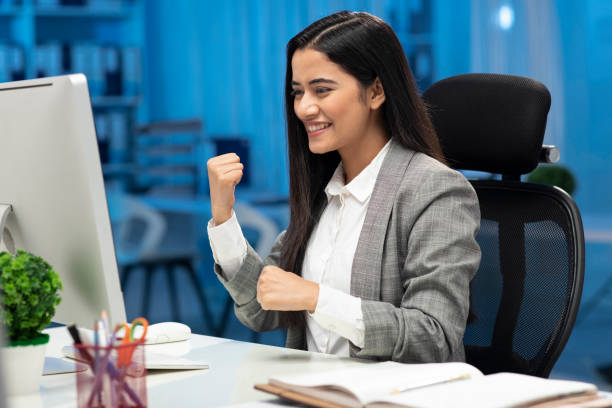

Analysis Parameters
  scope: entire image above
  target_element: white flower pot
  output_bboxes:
[0,334,48,396]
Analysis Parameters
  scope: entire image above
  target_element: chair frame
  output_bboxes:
[465,179,585,377]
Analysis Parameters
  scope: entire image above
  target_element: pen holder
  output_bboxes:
[74,341,147,408]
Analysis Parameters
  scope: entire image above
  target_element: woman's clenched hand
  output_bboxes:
[257,265,319,313]
[207,153,244,225]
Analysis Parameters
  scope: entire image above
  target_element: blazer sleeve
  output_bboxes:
[355,168,481,363]
[213,230,287,332]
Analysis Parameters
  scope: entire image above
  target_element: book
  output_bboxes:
[255,361,610,408]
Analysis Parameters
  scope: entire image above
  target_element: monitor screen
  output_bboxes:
[0,74,126,327]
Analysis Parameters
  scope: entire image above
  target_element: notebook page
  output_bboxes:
[369,372,597,408]
[269,361,483,405]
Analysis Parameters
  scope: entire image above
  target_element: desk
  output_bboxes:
[9,327,369,408]
[9,328,612,408]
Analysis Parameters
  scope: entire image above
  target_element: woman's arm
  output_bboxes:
[213,231,288,332]
[354,169,481,363]
[207,210,248,279]
[207,153,283,332]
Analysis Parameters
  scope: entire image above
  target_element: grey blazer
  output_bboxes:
[214,139,481,363]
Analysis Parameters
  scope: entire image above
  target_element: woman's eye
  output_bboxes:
[316,87,331,94]
[290,89,303,97]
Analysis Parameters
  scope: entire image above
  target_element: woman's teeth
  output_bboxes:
[307,123,331,132]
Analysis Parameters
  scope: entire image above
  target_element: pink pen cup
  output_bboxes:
[74,341,147,408]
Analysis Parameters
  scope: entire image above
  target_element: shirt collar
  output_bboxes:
[324,139,391,204]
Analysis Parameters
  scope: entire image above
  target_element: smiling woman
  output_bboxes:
[290,48,387,178]
[206,11,481,364]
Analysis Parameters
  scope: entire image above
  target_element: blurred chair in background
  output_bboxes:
[107,191,216,332]
[234,202,280,259]
[112,118,284,340]
[214,201,280,339]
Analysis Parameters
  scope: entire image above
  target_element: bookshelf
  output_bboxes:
[34,5,131,18]
[0,0,146,190]
[388,0,435,91]
[92,95,141,108]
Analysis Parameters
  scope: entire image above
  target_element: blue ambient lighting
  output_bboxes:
[498,5,515,30]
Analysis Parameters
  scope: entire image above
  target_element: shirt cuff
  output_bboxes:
[207,211,248,280]
[310,285,365,348]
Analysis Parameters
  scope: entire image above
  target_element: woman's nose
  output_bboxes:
[295,94,319,119]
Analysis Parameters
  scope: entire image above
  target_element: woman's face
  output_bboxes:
[291,48,383,156]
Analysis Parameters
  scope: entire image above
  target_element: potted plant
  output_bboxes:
[0,249,62,396]
[527,164,577,196]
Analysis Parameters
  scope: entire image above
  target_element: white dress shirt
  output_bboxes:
[207,140,391,356]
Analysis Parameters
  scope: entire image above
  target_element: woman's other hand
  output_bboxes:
[257,265,319,313]
[207,153,244,225]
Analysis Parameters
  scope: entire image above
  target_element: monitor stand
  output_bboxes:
[0,204,15,255]
[1,203,83,374]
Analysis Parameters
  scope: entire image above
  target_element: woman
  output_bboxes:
[206,11,481,363]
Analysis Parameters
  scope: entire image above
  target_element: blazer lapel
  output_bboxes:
[350,139,415,300]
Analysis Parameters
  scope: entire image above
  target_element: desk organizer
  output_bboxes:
[74,342,147,408]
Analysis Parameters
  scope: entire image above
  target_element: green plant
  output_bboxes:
[527,165,577,196]
[0,249,62,342]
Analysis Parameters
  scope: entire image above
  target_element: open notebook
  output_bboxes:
[255,361,610,408]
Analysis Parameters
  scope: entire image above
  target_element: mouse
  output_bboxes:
[136,322,191,344]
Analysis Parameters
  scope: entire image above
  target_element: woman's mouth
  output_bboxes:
[306,123,331,137]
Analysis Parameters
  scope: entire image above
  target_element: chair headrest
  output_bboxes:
[422,73,551,176]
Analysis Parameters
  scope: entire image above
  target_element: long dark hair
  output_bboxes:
[280,11,445,328]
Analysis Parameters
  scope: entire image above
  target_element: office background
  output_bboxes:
[1,0,611,390]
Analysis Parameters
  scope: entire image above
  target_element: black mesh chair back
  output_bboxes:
[423,74,585,377]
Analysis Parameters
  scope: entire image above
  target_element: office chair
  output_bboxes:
[423,73,585,378]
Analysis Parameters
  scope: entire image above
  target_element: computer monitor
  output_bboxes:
[0,74,126,327]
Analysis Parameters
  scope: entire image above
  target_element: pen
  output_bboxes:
[93,321,102,406]
[390,374,472,395]
[67,324,93,364]
[94,321,99,367]
[101,310,110,346]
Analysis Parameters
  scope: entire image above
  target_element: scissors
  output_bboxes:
[114,317,149,368]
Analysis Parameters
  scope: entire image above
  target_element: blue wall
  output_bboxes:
[144,0,612,217]
[144,0,389,196]
[557,0,612,215]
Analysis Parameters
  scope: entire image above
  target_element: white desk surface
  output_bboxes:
[8,327,370,408]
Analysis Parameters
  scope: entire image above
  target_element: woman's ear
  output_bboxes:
[368,78,386,110]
